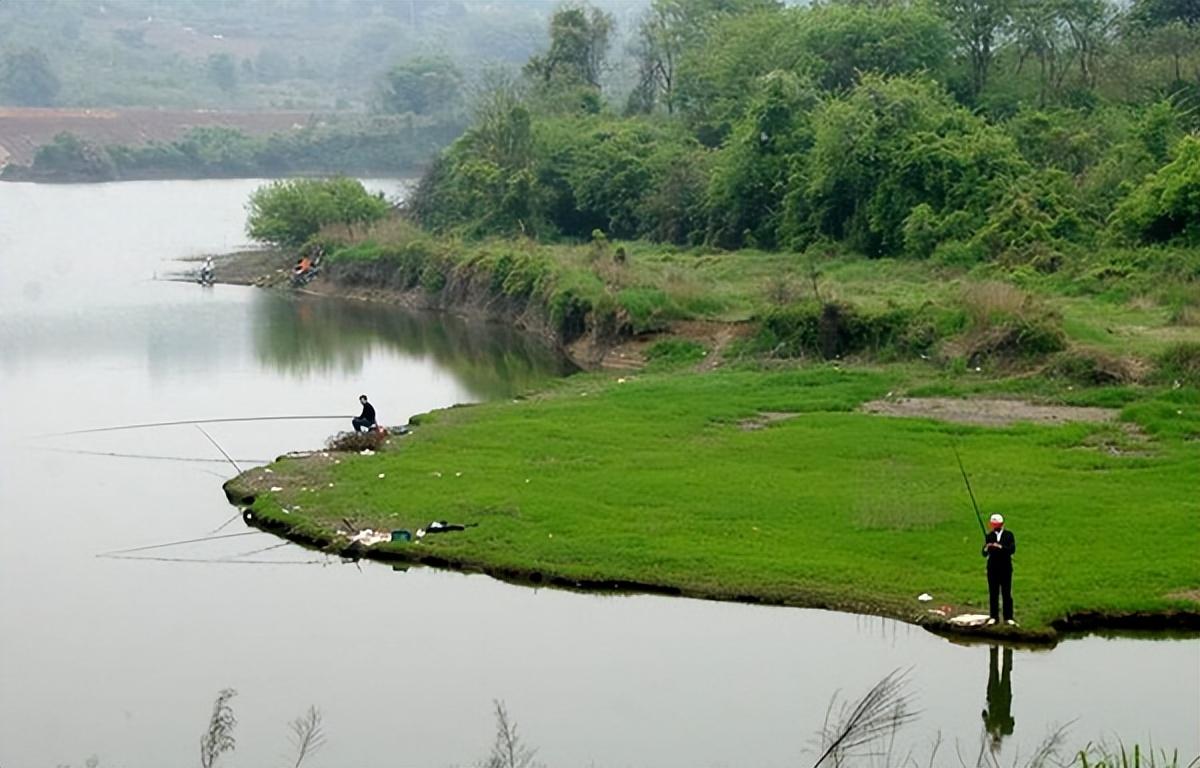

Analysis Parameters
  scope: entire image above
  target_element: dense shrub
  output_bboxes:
[1111,136,1200,245]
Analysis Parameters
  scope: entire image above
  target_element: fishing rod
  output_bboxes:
[953,445,988,537]
[40,415,350,438]
[195,425,243,474]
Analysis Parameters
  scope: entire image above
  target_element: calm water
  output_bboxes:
[0,180,1196,768]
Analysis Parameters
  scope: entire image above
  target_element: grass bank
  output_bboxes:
[225,364,1200,642]
[312,223,1200,378]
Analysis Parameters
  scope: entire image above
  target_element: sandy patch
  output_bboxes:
[861,397,1117,427]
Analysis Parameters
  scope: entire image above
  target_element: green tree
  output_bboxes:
[207,53,238,93]
[1132,0,1200,28]
[376,56,463,115]
[676,4,953,142]
[246,178,388,246]
[784,74,1027,256]
[524,4,613,90]
[30,132,115,180]
[706,70,816,248]
[934,0,1012,98]
[1,47,60,106]
[629,0,780,115]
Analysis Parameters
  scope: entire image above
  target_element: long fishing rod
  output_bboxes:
[195,425,242,475]
[953,445,987,537]
[40,415,350,438]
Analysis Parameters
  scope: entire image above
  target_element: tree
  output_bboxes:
[1,47,60,106]
[785,74,1027,256]
[1132,0,1200,28]
[376,56,463,115]
[675,4,953,141]
[630,0,780,115]
[524,3,613,90]
[246,178,388,246]
[934,0,1012,98]
[207,53,237,93]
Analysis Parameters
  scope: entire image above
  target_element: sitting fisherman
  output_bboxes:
[352,394,377,433]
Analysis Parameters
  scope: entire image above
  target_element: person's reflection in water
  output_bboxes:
[982,645,1015,750]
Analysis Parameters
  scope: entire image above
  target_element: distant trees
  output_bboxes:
[376,56,463,116]
[524,4,613,92]
[0,47,60,106]
[207,53,238,94]
[629,0,780,115]
[247,178,389,247]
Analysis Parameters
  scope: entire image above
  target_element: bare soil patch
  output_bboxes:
[738,411,800,431]
[861,397,1117,427]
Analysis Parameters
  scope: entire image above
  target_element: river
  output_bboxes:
[0,179,1196,768]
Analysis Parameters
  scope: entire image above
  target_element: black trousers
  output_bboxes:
[988,566,1013,621]
[352,417,374,433]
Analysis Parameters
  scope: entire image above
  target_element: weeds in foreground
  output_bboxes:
[483,699,541,768]
[813,669,919,767]
[1074,743,1200,768]
[194,689,326,768]
[54,682,1197,768]
[199,688,237,768]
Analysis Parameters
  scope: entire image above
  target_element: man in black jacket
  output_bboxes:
[352,394,377,433]
[983,513,1017,625]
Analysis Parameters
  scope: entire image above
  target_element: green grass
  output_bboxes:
[323,226,1200,369]
[236,367,1200,634]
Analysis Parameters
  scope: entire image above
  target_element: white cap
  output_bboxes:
[989,514,1004,524]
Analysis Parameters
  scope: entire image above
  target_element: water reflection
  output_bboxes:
[252,292,575,399]
[983,645,1016,750]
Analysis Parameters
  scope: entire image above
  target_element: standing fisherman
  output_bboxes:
[983,513,1016,625]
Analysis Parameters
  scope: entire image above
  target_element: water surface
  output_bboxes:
[0,179,1196,768]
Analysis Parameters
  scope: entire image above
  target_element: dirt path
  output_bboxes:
[861,397,1118,427]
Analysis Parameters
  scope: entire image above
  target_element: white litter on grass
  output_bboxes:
[617,377,626,384]
[378,473,386,479]
[328,483,334,488]
[917,593,933,602]
[947,614,992,627]
[432,471,442,477]
[524,478,530,483]
[347,529,389,546]
[263,468,273,474]
[455,471,462,477]
[360,449,375,456]
[270,486,283,492]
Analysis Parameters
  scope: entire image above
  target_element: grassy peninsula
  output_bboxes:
[224,0,1200,641]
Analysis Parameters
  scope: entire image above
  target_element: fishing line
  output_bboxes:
[99,554,327,566]
[210,509,247,534]
[97,531,262,557]
[39,414,350,438]
[28,446,269,465]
